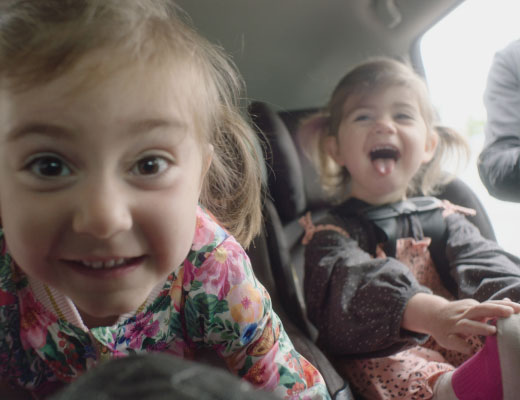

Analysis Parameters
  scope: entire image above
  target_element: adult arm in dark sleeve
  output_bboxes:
[445,213,520,301]
[478,39,520,201]
[304,229,430,359]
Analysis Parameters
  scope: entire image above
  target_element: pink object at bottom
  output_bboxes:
[452,334,503,400]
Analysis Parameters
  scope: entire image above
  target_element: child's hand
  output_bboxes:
[403,293,520,354]
[429,298,520,354]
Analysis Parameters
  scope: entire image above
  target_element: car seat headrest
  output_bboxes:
[249,101,307,222]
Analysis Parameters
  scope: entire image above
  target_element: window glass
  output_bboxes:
[421,0,520,256]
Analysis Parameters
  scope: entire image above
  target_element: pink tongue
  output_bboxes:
[373,158,395,175]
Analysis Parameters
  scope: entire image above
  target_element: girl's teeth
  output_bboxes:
[81,258,129,269]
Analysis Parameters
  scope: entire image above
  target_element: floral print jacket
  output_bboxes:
[0,206,329,399]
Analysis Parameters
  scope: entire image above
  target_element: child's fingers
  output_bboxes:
[492,299,520,312]
[454,318,497,336]
[464,303,516,320]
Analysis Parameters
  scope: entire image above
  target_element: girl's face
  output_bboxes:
[0,54,211,327]
[327,85,437,205]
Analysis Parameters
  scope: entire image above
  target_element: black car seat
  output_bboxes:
[247,228,353,400]
[244,102,356,399]
[248,100,497,399]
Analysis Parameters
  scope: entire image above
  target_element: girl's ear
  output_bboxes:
[325,135,343,165]
[422,129,438,163]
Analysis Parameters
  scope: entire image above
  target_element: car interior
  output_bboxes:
[175,1,497,399]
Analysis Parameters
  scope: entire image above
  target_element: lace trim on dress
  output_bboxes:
[299,212,350,245]
[441,199,476,218]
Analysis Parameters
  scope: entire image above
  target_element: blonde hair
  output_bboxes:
[0,0,263,247]
[299,57,469,201]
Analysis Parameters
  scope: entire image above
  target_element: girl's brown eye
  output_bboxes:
[133,156,169,176]
[28,155,71,178]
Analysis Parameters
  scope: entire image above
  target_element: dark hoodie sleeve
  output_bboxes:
[304,227,430,358]
[445,212,520,301]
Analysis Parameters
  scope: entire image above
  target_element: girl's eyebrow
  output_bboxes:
[127,118,186,135]
[393,101,417,110]
[6,122,70,142]
[6,118,186,142]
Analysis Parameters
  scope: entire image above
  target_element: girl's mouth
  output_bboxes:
[369,145,400,175]
[70,256,145,270]
[369,145,400,161]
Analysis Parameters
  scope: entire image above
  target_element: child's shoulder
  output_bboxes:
[186,206,246,269]
[192,206,230,249]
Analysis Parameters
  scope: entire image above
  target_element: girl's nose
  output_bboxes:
[72,181,133,238]
[374,118,397,134]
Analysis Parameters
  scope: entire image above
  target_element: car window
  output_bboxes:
[420,0,520,257]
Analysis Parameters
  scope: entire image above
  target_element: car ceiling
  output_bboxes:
[175,0,466,111]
